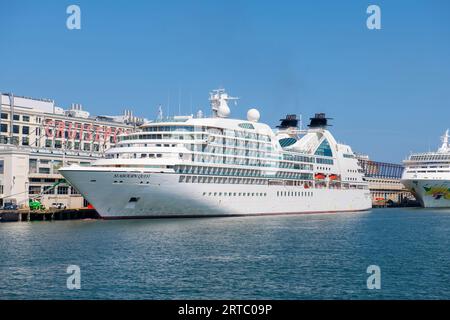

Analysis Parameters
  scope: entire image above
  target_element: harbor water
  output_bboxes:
[1,208,450,299]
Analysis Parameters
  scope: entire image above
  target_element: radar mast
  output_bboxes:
[209,89,239,118]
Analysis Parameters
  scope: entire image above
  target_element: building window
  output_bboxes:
[0,136,7,144]
[11,136,19,145]
[1,113,8,119]
[0,160,4,174]
[29,186,41,194]
[39,167,50,174]
[13,125,19,134]
[53,160,63,172]
[55,140,62,149]
[83,143,91,151]
[22,126,30,135]
[1,124,7,133]
[43,185,54,194]
[23,115,30,122]
[13,114,20,121]
[29,159,37,174]
[45,139,52,148]
[74,142,80,150]
[57,186,69,195]
[22,137,29,146]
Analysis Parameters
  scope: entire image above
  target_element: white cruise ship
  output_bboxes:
[401,130,450,208]
[59,89,371,219]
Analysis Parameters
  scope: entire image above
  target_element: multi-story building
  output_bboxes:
[0,92,145,209]
[356,154,415,206]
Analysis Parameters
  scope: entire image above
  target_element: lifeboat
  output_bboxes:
[314,173,326,180]
[329,174,339,181]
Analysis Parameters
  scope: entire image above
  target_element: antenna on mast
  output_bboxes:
[167,91,170,119]
[438,129,450,153]
[157,105,163,120]
[178,88,181,116]
[209,88,239,118]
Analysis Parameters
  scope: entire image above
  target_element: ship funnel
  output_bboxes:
[308,113,332,128]
[277,114,298,129]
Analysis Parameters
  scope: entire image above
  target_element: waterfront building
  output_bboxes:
[0,92,145,208]
[357,154,414,206]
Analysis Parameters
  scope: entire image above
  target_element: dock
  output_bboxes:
[0,208,99,222]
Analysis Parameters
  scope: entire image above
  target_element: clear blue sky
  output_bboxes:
[1,0,449,163]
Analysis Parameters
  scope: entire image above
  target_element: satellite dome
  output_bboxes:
[217,105,230,118]
[247,108,260,122]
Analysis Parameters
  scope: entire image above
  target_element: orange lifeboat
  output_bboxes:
[314,173,326,180]
[329,174,339,180]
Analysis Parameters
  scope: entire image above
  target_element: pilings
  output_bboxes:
[0,209,99,223]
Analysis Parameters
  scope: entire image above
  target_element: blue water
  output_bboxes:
[1,208,450,299]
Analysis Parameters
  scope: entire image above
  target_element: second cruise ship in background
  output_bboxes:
[60,89,371,219]
[401,130,450,208]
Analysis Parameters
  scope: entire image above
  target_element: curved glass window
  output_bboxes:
[279,137,297,148]
[238,123,255,130]
[315,139,333,157]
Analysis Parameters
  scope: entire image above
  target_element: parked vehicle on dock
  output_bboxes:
[50,203,67,210]
[2,202,18,210]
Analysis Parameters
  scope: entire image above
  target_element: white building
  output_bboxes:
[0,92,145,209]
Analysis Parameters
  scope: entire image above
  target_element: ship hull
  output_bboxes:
[60,168,372,219]
[401,179,450,208]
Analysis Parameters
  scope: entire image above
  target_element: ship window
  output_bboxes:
[238,123,255,130]
[315,139,333,157]
[279,138,297,148]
